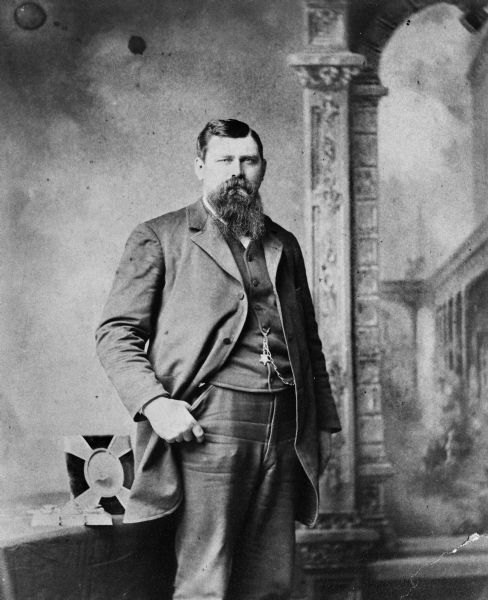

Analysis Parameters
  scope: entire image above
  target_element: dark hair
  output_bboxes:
[196,119,264,161]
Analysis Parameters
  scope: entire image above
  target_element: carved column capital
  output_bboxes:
[294,64,361,91]
[289,53,365,91]
[351,70,389,101]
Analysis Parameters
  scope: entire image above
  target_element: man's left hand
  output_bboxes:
[319,431,332,475]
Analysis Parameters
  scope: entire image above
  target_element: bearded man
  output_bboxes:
[96,119,341,600]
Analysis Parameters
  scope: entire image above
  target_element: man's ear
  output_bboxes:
[194,157,204,181]
[261,158,267,181]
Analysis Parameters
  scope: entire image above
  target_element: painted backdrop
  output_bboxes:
[0,0,305,504]
[378,3,488,535]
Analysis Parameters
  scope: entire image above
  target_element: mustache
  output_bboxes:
[220,175,258,197]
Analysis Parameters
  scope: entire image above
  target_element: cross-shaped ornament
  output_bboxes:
[259,353,270,366]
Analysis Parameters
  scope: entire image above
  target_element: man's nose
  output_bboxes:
[229,159,243,177]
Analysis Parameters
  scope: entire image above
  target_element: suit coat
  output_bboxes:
[96,199,341,526]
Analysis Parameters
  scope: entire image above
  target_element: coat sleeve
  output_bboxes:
[291,235,341,433]
[95,223,169,421]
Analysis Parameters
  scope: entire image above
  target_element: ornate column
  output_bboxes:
[289,0,364,521]
[350,71,394,538]
[288,2,381,598]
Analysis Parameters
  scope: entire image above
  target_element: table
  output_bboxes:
[0,502,176,600]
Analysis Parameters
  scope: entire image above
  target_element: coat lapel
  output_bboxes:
[186,200,284,286]
[262,225,283,287]
[187,200,243,284]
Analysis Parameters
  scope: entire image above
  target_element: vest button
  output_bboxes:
[222,337,232,345]
[251,278,259,287]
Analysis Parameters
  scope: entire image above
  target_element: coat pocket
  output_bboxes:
[189,383,215,417]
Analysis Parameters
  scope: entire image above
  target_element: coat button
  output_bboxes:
[223,337,232,345]
[238,291,245,300]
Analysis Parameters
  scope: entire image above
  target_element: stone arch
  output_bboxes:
[348,0,482,539]
[354,0,482,71]
[349,0,481,541]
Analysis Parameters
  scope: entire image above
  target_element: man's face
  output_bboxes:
[194,134,266,197]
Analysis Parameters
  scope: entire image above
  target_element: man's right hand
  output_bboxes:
[143,396,205,443]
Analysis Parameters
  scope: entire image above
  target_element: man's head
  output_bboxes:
[194,119,267,240]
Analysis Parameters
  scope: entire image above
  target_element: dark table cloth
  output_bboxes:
[0,507,176,600]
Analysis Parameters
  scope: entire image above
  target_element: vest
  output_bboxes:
[210,232,294,391]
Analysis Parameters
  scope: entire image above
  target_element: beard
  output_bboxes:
[206,175,266,241]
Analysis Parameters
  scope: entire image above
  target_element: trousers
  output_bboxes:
[172,384,300,600]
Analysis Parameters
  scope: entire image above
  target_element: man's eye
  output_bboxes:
[218,158,233,163]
